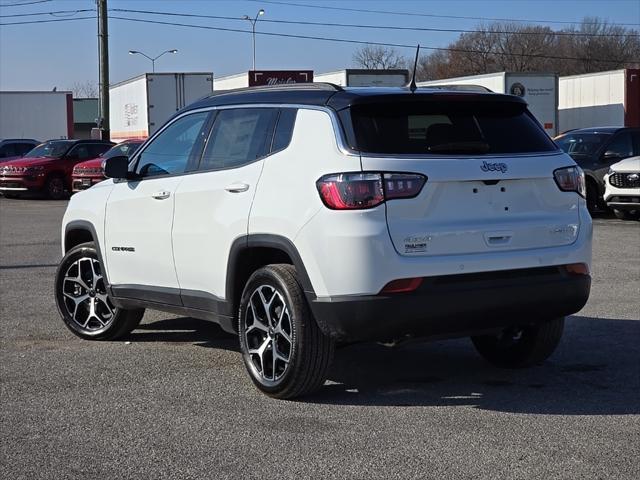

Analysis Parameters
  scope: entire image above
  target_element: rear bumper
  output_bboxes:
[309,266,591,342]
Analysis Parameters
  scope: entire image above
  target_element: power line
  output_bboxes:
[109,8,640,38]
[107,15,639,64]
[1,10,636,65]
[0,9,92,17]
[0,0,52,7]
[0,16,94,25]
[251,0,640,28]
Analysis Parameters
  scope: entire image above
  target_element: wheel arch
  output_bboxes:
[227,234,315,316]
[64,220,110,285]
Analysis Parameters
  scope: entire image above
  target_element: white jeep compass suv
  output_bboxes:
[55,84,592,399]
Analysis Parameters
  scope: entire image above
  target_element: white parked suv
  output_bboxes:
[55,84,592,398]
[603,156,640,220]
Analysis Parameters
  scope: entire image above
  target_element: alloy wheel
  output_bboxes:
[61,256,116,332]
[243,285,293,385]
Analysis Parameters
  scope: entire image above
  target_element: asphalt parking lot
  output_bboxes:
[0,197,638,480]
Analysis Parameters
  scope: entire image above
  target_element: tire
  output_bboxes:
[55,241,144,340]
[613,209,639,220]
[238,264,334,399]
[45,174,66,200]
[586,180,599,214]
[471,317,564,368]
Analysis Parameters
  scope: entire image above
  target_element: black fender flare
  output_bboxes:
[226,234,315,304]
[64,220,110,286]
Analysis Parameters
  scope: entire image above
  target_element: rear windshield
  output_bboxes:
[345,101,557,155]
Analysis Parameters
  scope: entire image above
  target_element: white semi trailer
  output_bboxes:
[0,91,73,140]
[418,72,559,136]
[109,73,213,142]
[314,69,409,87]
[559,69,640,133]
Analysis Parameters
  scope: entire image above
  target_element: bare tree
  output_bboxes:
[68,81,98,98]
[353,45,404,69]
[415,17,640,81]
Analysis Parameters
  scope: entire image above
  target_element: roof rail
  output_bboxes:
[209,82,343,97]
[420,84,493,93]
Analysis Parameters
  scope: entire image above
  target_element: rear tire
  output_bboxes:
[238,264,334,399]
[586,180,599,214]
[613,209,639,220]
[471,317,564,368]
[55,242,144,340]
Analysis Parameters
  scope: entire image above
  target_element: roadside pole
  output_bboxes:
[98,0,110,141]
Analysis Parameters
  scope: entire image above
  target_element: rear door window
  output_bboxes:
[345,100,557,155]
[199,108,277,170]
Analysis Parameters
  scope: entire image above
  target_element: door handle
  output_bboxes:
[152,190,171,200]
[224,183,250,193]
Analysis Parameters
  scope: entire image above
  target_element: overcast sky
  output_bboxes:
[1,0,639,91]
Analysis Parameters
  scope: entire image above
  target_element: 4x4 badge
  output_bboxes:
[480,161,508,173]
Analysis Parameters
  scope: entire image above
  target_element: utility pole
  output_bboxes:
[97,0,110,141]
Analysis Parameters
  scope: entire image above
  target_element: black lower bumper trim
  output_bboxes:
[308,266,591,342]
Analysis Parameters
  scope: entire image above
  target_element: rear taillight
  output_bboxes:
[554,166,586,198]
[316,172,426,210]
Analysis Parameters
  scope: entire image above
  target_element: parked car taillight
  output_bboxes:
[316,172,426,210]
[553,166,586,198]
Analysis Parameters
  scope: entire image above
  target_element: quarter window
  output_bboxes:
[271,109,297,153]
[136,112,209,177]
[199,108,277,171]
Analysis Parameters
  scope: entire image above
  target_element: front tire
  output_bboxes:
[613,208,639,220]
[471,317,564,368]
[45,174,66,200]
[55,242,144,340]
[238,264,334,399]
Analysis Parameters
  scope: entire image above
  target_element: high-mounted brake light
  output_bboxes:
[316,172,426,210]
[554,166,586,198]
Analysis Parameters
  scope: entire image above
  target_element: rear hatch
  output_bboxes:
[343,93,581,257]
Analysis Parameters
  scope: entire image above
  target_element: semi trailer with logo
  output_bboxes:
[109,73,213,142]
[418,72,559,137]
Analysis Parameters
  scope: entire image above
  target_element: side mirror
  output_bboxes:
[103,155,131,179]
[603,150,622,161]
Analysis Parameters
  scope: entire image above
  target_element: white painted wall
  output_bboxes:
[213,73,248,90]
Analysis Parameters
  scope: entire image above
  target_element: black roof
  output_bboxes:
[188,83,527,112]
[557,126,638,136]
[44,139,114,144]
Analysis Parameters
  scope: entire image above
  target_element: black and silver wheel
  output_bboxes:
[46,174,66,200]
[238,264,334,399]
[55,242,144,340]
[471,317,564,368]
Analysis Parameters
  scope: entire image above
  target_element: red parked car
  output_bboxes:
[0,139,114,199]
[71,140,144,192]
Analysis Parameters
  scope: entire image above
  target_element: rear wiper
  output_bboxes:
[428,141,490,154]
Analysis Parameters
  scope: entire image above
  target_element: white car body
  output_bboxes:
[604,156,640,214]
[60,85,592,343]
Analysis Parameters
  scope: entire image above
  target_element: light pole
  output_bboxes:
[128,49,178,73]
[242,9,264,70]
